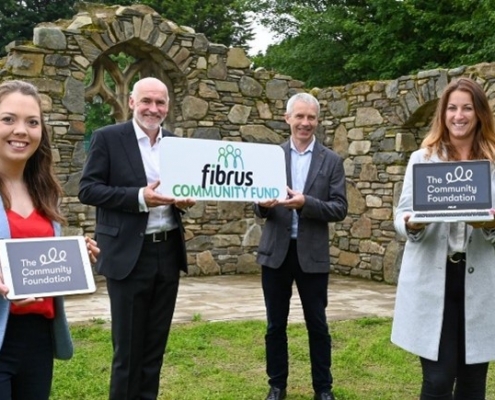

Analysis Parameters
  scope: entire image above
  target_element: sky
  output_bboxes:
[246,18,277,56]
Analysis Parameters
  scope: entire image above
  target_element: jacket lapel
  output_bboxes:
[303,141,325,193]
[119,121,147,185]
[282,141,292,188]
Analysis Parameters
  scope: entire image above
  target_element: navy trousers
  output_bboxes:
[262,240,332,393]
[107,229,181,400]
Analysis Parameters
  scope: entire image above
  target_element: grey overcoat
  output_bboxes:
[392,148,495,364]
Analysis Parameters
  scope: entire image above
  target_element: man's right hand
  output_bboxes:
[143,181,175,207]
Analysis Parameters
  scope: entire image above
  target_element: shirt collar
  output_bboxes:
[290,136,315,154]
[132,119,162,144]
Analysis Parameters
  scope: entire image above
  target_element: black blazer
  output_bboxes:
[79,120,188,280]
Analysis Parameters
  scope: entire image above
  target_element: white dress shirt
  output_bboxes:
[290,136,315,238]
[134,120,177,233]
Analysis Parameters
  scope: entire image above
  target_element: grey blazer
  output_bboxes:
[392,148,495,364]
[254,140,347,273]
[0,197,73,360]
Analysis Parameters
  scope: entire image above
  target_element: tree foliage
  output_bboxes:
[247,0,495,87]
[0,0,75,55]
[141,0,254,48]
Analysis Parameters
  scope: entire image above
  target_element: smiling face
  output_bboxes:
[285,100,319,150]
[445,89,478,145]
[0,91,42,168]
[129,78,169,137]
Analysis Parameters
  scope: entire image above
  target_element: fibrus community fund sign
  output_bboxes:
[159,137,287,201]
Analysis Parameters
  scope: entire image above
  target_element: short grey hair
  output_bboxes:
[286,93,320,116]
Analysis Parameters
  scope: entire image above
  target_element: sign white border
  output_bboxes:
[0,236,96,300]
[159,137,287,201]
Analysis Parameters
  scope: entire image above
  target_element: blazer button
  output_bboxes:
[468,267,474,274]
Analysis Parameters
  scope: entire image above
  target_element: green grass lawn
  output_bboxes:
[51,317,495,399]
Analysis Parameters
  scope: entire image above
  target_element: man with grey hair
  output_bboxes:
[254,92,348,400]
[79,77,194,400]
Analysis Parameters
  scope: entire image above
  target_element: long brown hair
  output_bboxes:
[0,80,65,223]
[422,77,495,161]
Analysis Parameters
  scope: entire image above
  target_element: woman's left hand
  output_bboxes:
[85,236,100,264]
[0,269,9,299]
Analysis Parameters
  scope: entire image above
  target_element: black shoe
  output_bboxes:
[265,386,287,400]
[314,391,335,400]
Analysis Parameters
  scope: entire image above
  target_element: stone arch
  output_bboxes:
[65,4,197,130]
[84,41,185,130]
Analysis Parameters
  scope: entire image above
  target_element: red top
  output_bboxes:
[7,209,55,319]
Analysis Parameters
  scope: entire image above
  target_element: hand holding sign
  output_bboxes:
[468,208,495,229]
[404,212,428,233]
[279,188,306,210]
[85,236,99,264]
[257,199,279,208]
[1,266,44,305]
[11,296,44,307]
[0,268,8,298]
[143,181,196,210]
[144,181,176,207]
[175,198,196,210]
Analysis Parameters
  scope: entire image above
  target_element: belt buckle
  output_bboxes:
[448,253,464,264]
[152,231,166,243]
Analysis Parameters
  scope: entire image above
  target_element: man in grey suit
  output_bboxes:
[254,93,347,400]
[79,77,194,400]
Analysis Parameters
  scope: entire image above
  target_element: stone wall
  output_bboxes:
[3,3,495,283]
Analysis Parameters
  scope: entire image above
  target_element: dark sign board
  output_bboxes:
[0,236,96,300]
[413,160,492,211]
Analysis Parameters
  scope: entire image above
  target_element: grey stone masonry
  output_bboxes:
[2,3,495,283]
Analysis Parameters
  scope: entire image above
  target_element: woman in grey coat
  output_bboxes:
[393,78,495,400]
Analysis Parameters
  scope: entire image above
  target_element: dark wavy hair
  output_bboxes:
[422,77,495,161]
[0,80,65,223]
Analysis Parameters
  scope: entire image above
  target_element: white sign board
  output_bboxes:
[159,137,287,201]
